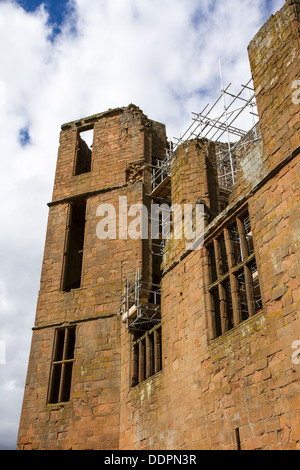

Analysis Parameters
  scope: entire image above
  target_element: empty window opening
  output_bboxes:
[61,199,86,292]
[236,269,249,322]
[48,327,76,404]
[74,127,94,175]
[218,234,229,274]
[208,245,217,283]
[211,287,222,338]
[243,214,254,255]
[206,210,262,339]
[235,428,241,450]
[229,222,242,265]
[222,278,234,331]
[132,324,162,387]
[250,260,263,313]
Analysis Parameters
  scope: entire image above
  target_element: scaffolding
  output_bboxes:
[170,65,261,191]
[121,70,262,330]
[118,269,161,330]
[150,144,172,201]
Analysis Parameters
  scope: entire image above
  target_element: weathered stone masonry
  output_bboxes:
[17,0,299,450]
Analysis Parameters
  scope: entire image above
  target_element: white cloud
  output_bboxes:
[0,0,284,449]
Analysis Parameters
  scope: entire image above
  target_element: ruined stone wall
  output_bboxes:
[17,0,300,451]
[17,106,166,450]
[248,0,299,170]
[18,316,121,450]
[118,139,299,450]
[118,0,300,450]
[149,153,299,450]
[163,138,220,272]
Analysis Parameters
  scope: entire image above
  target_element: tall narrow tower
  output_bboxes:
[17,105,166,450]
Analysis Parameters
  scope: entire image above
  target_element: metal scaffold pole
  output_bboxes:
[219,60,235,185]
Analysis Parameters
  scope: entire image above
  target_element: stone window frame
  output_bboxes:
[131,323,162,387]
[47,326,76,404]
[204,207,263,340]
[60,199,87,292]
[73,124,94,176]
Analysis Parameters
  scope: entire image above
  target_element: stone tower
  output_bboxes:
[17,0,300,451]
[17,105,166,449]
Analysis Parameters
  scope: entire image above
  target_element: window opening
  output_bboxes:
[48,327,76,404]
[235,428,241,450]
[243,214,254,255]
[206,210,262,339]
[222,278,234,331]
[208,245,217,283]
[229,222,242,264]
[236,269,249,322]
[131,324,162,387]
[61,199,86,292]
[218,234,228,275]
[211,287,222,338]
[74,127,93,175]
[250,260,262,313]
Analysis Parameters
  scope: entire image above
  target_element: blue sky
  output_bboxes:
[18,0,70,31]
[15,0,283,47]
[0,0,285,450]
[18,0,280,28]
